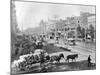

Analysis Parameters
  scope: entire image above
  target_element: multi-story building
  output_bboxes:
[88,15,96,29]
[46,16,79,39]
[44,12,95,40]
[80,12,95,28]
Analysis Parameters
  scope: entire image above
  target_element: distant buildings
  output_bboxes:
[39,12,96,40]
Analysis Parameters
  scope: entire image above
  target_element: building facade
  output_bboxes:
[88,15,96,28]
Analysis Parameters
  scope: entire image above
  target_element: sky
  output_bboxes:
[14,1,95,31]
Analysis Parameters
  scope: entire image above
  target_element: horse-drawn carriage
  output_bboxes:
[67,38,76,46]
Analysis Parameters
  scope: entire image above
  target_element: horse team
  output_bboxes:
[47,53,78,63]
[23,52,79,65]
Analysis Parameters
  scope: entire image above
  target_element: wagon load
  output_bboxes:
[11,49,49,74]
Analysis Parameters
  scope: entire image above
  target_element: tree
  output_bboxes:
[86,28,89,39]
[11,1,20,58]
[81,28,85,40]
[77,25,86,40]
[89,24,95,41]
[77,25,82,38]
[68,31,75,38]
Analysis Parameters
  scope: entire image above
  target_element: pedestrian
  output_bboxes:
[88,55,91,67]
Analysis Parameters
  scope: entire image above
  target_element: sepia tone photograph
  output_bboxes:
[11,0,96,74]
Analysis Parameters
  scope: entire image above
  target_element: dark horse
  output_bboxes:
[50,53,65,63]
[66,54,78,62]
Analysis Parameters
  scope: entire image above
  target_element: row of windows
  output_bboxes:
[55,28,76,31]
